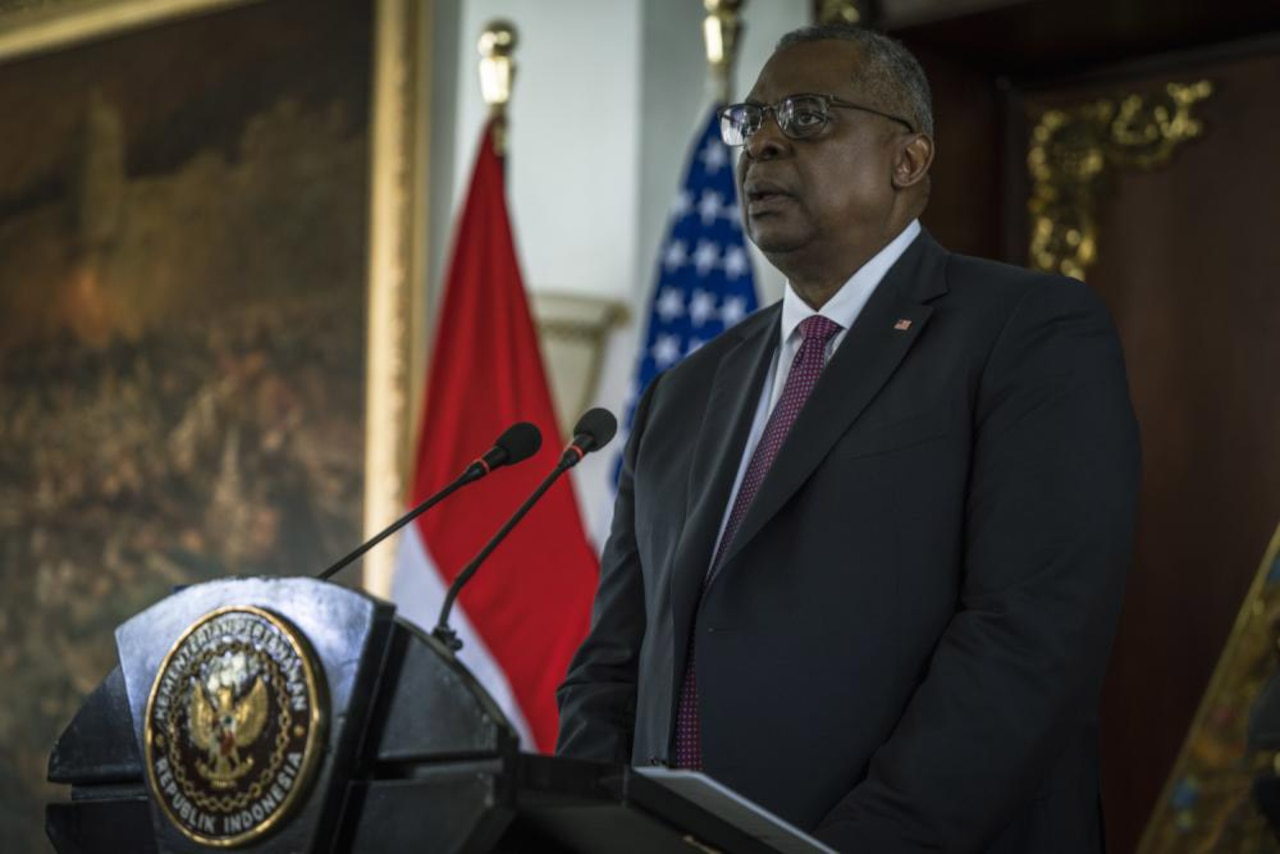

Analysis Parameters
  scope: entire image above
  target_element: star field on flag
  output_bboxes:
[613,108,760,484]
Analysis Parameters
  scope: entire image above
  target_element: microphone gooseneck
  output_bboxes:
[433,408,617,652]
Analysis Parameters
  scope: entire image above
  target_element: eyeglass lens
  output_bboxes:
[720,96,831,146]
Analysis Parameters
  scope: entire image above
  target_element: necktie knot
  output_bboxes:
[798,314,841,345]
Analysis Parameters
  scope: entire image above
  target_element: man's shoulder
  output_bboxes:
[939,248,1108,320]
[943,249,1067,295]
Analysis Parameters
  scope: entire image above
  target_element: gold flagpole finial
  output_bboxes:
[816,0,875,27]
[478,20,518,155]
[703,0,745,105]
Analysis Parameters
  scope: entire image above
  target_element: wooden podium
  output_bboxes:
[46,578,824,853]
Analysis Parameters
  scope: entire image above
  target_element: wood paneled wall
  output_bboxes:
[901,24,1280,853]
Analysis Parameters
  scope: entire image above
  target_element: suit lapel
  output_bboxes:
[713,232,949,573]
[669,309,779,663]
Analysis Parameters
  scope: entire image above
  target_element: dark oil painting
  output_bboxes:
[0,0,373,848]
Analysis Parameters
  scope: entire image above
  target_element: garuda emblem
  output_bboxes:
[145,606,326,847]
[190,676,269,787]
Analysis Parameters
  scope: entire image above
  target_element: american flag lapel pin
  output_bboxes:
[894,318,913,331]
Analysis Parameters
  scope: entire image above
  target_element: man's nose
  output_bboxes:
[743,109,788,160]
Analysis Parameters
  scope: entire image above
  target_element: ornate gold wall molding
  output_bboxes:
[1027,80,1212,281]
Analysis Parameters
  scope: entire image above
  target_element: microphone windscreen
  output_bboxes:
[496,422,542,465]
[573,407,618,451]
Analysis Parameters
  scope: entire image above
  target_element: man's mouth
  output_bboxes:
[744,181,793,213]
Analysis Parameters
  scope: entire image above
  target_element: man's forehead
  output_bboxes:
[746,40,865,102]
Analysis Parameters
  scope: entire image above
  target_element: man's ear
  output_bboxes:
[892,133,934,189]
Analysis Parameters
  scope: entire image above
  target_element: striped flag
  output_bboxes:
[390,119,598,752]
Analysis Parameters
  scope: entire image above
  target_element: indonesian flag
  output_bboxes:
[390,120,598,752]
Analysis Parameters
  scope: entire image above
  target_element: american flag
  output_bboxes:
[614,107,759,481]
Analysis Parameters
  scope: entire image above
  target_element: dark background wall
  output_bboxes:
[894,2,1280,850]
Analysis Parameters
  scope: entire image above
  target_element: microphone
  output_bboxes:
[432,408,618,651]
[469,421,542,477]
[315,422,541,582]
[559,407,618,467]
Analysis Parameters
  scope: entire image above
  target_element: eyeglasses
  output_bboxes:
[718,93,915,146]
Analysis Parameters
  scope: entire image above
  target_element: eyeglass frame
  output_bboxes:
[718,92,916,147]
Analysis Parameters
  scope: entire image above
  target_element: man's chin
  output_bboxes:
[747,223,807,255]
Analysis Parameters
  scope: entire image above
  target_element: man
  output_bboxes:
[557,24,1139,854]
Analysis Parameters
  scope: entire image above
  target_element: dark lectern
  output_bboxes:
[47,578,824,853]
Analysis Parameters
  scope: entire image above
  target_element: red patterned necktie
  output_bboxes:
[674,314,842,770]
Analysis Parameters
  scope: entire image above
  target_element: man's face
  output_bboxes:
[735,40,907,268]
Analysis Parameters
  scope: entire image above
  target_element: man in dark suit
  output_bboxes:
[557,24,1140,853]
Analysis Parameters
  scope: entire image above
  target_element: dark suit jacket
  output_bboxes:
[557,232,1140,853]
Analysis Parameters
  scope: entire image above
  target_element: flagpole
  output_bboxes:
[478,20,517,158]
[703,0,745,105]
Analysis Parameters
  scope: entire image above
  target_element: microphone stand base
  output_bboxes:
[431,625,464,653]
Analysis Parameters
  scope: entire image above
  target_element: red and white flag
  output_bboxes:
[391,120,598,752]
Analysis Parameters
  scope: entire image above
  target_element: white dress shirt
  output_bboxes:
[711,219,922,559]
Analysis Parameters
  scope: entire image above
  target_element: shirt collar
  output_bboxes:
[780,219,922,343]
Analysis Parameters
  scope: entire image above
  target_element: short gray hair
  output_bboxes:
[775,24,934,138]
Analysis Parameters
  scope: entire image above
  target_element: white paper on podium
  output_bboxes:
[634,768,838,853]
